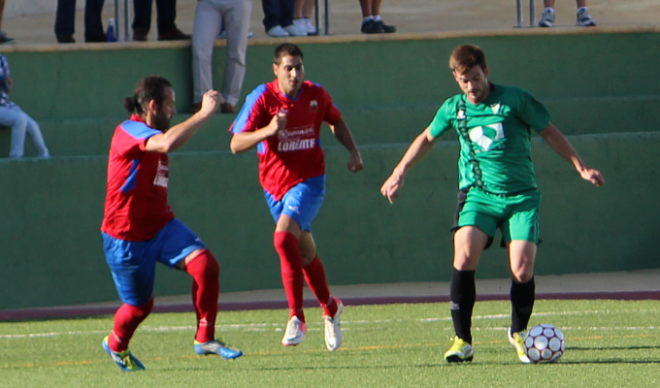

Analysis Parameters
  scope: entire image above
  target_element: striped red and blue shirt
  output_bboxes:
[101,114,174,241]
[230,80,342,200]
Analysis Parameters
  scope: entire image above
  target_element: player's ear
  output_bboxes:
[272,63,278,76]
[483,66,489,78]
[147,98,159,113]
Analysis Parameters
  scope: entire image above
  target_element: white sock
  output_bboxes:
[374,15,382,22]
[578,7,588,13]
[544,7,555,15]
[363,16,374,23]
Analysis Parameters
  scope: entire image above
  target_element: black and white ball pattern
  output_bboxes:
[524,324,565,363]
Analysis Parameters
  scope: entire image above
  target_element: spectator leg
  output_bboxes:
[192,0,222,104]
[24,113,50,158]
[155,0,177,34]
[84,0,106,40]
[55,0,76,36]
[0,105,28,158]
[261,0,282,31]
[223,0,251,105]
[133,0,154,33]
[279,0,295,28]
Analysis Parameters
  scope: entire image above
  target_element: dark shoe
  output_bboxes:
[220,103,236,114]
[85,34,107,43]
[0,31,14,44]
[361,20,384,34]
[158,28,191,41]
[133,27,149,41]
[57,34,76,43]
[375,20,396,33]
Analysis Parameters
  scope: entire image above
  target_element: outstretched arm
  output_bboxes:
[539,122,604,186]
[328,118,364,172]
[380,127,438,203]
[230,109,287,154]
[146,90,221,153]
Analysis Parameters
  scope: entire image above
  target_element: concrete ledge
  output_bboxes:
[1,26,659,53]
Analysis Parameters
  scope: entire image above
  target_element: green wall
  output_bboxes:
[0,30,659,309]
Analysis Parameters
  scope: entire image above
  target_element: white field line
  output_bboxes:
[1,309,658,340]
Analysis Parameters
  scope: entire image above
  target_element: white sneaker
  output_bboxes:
[301,18,318,35]
[538,9,555,28]
[284,23,307,37]
[324,298,344,351]
[267,25,289,37]
[281,316,306,346]
[576,8,596,27]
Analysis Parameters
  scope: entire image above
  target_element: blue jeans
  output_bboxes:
[0,105,49,158]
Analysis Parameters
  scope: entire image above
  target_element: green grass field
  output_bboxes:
[0,300,658,388]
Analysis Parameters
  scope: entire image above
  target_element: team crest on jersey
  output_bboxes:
[457,109,466,120]
[310,100,318,112]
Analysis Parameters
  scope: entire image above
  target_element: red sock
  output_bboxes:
[274,231,305,322]
[184,250,219,343]
[108,298,154,352]
[303,256,337,317]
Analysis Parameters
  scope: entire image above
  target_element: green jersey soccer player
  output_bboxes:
[380,44,604,364]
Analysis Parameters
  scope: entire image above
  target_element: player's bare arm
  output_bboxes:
[146,90,221,153]
[328,119,364,172]
[230,109,287,154]
[539,123,605,187]
[380,127,438,204]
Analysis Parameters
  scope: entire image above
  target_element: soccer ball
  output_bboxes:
[524,324,565,363]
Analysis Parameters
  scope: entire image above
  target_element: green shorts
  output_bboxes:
[454,187,541,247]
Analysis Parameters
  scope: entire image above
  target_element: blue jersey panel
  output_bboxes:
[232,83,267,134]
[120,120,161,139]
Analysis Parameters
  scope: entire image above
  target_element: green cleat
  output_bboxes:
[102,336,145,372]
[444,336,474,363]
[508,328,532,364]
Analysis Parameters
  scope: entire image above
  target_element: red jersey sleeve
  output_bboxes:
[320,87,342,126]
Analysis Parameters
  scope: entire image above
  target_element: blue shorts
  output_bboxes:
[264,175,325,232]
[102,218,206,306]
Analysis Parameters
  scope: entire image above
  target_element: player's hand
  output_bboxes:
[380,172,404,204]
[199,90,223,117]
[266,108,287,136]
[579,167,605,187]
[347,151,364,173]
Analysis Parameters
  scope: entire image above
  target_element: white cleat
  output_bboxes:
[282,316,307,346]
[324,298,344,351]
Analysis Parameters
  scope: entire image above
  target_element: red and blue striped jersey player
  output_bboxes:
[100,76,242,371]
[229,43,364,351]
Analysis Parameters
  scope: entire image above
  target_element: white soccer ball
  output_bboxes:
[523,323,565,363]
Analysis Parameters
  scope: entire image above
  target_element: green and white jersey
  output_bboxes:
[429,84,551,195]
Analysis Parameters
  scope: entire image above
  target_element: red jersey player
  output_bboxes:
[101,76,242,371]
[229,43,364,351]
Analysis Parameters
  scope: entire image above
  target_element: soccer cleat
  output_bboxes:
[538,9,555,28]
[444,336,474,363]
[576,8,596,27]
[194,339,243,360]
[508,328,532,364]
[281,316,307,346]
[323,298,344,351]
[101,336,145,372]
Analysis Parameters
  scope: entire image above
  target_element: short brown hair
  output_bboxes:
[449,44,487,74]
[273,43,304,64]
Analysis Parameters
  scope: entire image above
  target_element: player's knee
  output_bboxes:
[186,250,220,279]
[301,252,316,266]
[512,268,533,283]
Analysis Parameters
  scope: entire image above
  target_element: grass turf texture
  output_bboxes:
[0,300,658,388]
